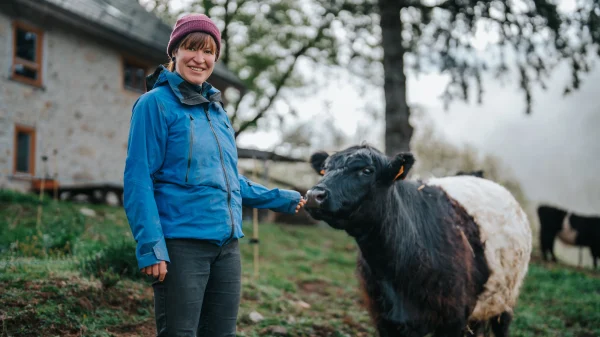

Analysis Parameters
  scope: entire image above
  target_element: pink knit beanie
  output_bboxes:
[167,14,221,61]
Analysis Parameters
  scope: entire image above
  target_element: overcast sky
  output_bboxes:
[167,0,599,215]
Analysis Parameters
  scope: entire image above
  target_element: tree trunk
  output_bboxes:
[378,0,412,156]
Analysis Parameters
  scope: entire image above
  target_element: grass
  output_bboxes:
[1,189,599,337]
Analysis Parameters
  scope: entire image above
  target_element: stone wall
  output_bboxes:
[0,13,142,191]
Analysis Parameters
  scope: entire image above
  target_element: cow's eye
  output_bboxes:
[362,167,374,175]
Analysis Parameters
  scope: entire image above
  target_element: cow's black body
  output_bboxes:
[304,145,517,337]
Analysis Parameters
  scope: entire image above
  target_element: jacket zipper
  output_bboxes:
[203,104,236,242]
[185,114,194,182]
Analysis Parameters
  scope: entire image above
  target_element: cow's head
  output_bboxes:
[304,144,415,229]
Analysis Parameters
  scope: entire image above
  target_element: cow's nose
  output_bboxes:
[306,188,328,208]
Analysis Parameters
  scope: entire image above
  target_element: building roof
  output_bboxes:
[3,0,246,91]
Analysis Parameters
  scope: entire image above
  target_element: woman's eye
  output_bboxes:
[205,50,213,54]
[362,168,373,175]
[188,47,197,51]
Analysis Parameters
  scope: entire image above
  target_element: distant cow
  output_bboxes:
[304,144,531,337]
[456,170,485,178]
[538,204,600,269]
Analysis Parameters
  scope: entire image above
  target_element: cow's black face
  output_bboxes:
[305,145,414,230]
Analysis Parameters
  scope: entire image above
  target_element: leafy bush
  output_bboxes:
[1,213,86,258]
[78,239,142,289]
[0,189,49,205]
[0,190,99,257]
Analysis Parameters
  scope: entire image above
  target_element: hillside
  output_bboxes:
[0,190,598,337]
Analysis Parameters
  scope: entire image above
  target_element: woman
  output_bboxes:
[123,13,306,337]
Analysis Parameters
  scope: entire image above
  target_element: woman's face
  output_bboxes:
[173,42,216,85]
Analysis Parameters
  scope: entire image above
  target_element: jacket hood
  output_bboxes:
[145,65,222,105]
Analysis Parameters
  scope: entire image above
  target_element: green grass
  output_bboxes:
[1,190,599,336]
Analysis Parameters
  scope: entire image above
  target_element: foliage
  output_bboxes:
[0,190,133,258]
[0,197,86,257]
[78,239,141,289]
[139,0,381,139]
[374,0,600,114]
[0,189,48,205]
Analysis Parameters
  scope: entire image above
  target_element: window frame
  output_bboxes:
[11,21,44,88]
[13,124,37,176]
[122,56,151,94]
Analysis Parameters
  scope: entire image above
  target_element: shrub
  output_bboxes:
[78,239,142,289]
[2,215,86,258]
[0,189,49,205]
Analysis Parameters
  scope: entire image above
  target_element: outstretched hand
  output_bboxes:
[141,260,168,282]
[295,197,307,213]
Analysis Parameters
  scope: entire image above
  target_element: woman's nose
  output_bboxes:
[193,51,205,62]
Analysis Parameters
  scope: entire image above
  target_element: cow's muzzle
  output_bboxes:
[305,187,328,208]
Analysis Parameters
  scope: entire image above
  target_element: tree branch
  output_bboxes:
[234,17,333,138]
[221,0,248,66]
[229,92,245,126]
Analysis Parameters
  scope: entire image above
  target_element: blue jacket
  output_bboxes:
[123,66,302,269]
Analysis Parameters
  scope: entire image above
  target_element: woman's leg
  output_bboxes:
[197,239,242,337]
[153,239,220,337]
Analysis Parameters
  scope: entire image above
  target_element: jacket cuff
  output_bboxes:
[279,189,302,214]
[136,237,170,270]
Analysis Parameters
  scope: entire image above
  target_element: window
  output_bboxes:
[13,125,36,175]
[123,59,149,93]
[12,21,44,87]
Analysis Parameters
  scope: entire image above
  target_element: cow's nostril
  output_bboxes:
[315,192,326,202]
[306,188,328,207]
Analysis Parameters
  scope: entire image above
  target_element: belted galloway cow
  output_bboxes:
[304,144,532,337]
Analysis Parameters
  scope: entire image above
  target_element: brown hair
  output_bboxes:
[167,32,218,71]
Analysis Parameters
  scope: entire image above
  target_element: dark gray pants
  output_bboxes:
[153,239,241,337]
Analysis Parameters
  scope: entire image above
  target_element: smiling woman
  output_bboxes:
[123,13,306,337]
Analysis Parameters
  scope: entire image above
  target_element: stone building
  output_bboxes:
[0,0,246,193]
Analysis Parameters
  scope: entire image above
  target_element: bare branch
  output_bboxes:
[234,16,334,137]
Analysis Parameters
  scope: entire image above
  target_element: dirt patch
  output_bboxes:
[297,279,331,296]
[0,276,153,337]
[108,319,156,336]
[312,324,337,336]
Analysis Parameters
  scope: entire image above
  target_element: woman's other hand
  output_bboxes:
[141,260,168,282]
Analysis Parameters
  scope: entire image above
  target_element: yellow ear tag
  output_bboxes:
[319,169,325,175]
[393,166,404,181]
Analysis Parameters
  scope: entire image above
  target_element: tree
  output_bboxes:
[376,0,600,155]
[140,0,377,140]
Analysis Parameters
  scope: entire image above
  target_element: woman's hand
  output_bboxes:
[295,197,307,213]
[141,260,168,282]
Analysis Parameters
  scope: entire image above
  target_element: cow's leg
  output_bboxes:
[466,320,485,336]
[489,312,512,337]
[540,228,556,261]
[590,245,599,269]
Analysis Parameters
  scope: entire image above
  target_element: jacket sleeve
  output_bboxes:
[123,94,170,270]
[238,174,302,214]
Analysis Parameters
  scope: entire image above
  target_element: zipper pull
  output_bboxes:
[189,114,194,121]
[204,105,211,121]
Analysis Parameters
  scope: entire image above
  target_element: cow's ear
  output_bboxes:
[309,151,329,176]
[384,152,415,182]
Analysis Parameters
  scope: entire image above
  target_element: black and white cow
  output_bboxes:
[538,204,600,269]
[304,144,532,337]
